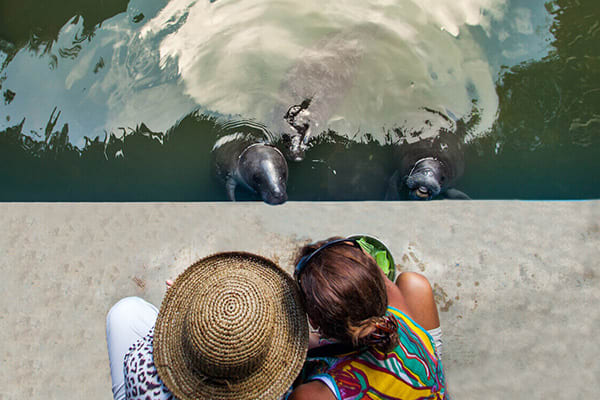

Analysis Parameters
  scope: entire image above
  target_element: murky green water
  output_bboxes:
[0,0,598,201]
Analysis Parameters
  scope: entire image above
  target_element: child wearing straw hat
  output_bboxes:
[106,252,309,400]
[288,235,447,400]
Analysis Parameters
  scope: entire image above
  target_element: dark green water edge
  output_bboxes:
[0,0,598,201]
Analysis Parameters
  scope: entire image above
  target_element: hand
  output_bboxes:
[308,331,322,349]
[166,279,174,289]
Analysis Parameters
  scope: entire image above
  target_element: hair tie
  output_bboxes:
[365,314,399,347]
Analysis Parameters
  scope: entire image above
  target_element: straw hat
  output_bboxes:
[153,252,309,400]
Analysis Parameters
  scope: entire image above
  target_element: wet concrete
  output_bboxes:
[1,201,599,399]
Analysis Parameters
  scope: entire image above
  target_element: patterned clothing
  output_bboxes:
[302,307,446,400]
[123,327,175,400]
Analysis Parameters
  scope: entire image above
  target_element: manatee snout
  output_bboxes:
[239,144,289,205]
[405,171,442,200]
[261,185,288,205]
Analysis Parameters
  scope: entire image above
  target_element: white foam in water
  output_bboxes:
[140,0,508,141]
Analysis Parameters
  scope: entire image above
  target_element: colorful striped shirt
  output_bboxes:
[302,306,446,400]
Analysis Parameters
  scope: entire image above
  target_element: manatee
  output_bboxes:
[270,29,366,161]
[212,127,288,205]
[386,123,470,201]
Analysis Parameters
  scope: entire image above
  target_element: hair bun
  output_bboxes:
[351,314,400,353]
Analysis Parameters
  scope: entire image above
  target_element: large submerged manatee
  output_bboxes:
[269,28,367,161]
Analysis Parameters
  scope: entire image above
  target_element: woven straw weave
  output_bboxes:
[154,252,308,400]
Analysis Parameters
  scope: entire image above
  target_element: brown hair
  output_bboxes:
[295,237,400,353]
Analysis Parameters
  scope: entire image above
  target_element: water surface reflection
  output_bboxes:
[0,0,598,200]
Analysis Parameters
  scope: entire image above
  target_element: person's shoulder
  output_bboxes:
[288,380,337,400]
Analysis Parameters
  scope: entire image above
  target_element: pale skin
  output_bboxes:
[290,249,441,400]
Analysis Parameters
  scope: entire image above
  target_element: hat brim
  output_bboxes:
[154,252,309,400]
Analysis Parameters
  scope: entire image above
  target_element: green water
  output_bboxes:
[0,0,598,201]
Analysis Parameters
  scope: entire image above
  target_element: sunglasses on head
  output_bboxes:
[294,238,359,280]
[294,235,395,281]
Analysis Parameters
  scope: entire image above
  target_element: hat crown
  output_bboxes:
[183,270,275,379]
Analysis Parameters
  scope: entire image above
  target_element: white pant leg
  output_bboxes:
[427,326,443,361]
[106,297,159,400]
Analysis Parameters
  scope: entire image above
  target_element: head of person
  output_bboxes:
[294,237,399,353]
[154,252,308,400]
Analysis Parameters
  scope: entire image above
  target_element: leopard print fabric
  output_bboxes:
[123,327,176,400]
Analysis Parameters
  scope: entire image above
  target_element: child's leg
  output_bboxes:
[106,297,159,400]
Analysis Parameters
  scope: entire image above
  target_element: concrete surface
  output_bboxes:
[0,201,599,399]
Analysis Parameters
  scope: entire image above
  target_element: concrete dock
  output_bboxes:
[1,201,599,399]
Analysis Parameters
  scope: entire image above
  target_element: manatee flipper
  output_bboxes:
[384,170,402,200]
[225,177,237,201]
[443,188,471,200]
